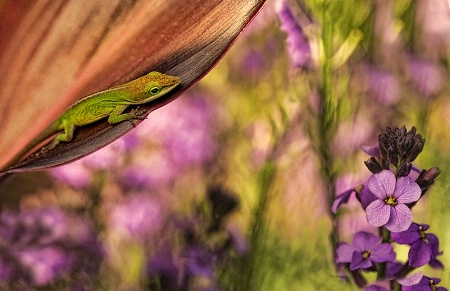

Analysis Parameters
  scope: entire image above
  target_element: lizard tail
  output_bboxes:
[0,121,62,171]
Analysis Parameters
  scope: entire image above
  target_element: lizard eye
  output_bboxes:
[149,87,161,95]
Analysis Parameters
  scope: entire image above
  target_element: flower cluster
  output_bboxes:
[0,208,102,289]
[146,186,245,290]
[333,126,445,290]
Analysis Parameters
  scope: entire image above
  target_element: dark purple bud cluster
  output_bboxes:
[377,126,425,177]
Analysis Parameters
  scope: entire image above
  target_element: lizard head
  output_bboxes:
[135,71,180,103]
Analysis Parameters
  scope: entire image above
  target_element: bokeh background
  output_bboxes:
[0,0,449,290]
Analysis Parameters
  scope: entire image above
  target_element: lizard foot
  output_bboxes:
[129,107,147,127]
[130,106,147,120]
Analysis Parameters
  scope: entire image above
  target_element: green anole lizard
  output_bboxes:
[1,71,180,170]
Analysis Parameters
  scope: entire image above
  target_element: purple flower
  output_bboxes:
[336,231,396,271]
[109,195,163,240]
[365,66,400,105]
[16,246,73,286]
[184,246,215,278]
[399,274,448,291]
[0,208,102,287]
[407,57,443,98]
[50,160,92,189]
[139,94,217,168]
[147,251,180,289]
[391,223,443,268]
[276,0,312,69]
[365,170,421,232]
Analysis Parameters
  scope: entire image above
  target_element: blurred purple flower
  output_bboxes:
[239,47,268,78]
[109,195,163,240]
[276,0,312,69]
[333,117,374,156]
[82,138,126,170]
[119,130,141,151]
[336,231,395,271]
[0,253,20,284]
[365,170,421,232]
[407,57,444,98]
[16,246,72,286]
[0,208,68,248]
[400,274,448,291]
[184,246,215,278]
[139,94,217,168]
[391,223,443,268]
[226,224,248,255]
[50,160,92,189]
[147,252,180,289]
[365,66,400,105]
[0,207,102,287]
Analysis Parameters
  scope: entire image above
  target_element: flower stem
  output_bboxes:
[377,227,390,279]
[317,1,338,255]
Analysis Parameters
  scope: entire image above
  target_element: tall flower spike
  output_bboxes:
[276,0,313,69]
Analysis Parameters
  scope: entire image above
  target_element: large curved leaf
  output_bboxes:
[0,0,266,176]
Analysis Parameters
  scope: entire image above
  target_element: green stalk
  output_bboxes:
[317,2,338,255]
[232,162,276,291]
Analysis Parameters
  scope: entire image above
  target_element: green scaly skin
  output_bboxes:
[2,71,180,170]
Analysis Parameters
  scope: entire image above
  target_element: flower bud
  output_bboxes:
[364,157,383,174]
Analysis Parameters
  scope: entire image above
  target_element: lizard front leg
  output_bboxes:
[108,105,145,124]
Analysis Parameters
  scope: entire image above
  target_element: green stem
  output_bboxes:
[377,227,390,279]
[237,162,276,291]
[318,1,338,256]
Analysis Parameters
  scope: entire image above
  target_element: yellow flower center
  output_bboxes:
[385,195,397,206]
[362,251,370,259]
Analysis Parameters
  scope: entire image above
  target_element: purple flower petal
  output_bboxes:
[352,232,381,250]
[366,200,390,227]
[336,243,359,263]
[409,240,431,268]
[428,233,444,269]
[386,261,404,279]
[397,272,423,286]
[394,177,421,203]
[402,276,447,291]
[391,223,421,244]
[370,243,396,263]
[350,251,372,270]
[368,170,396,199]
[428,233,441,256]
[360,185,379,210]
[384,204,412,232]
[365,284,390,291]
[360,144,381,157]
[332,188,355,213]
